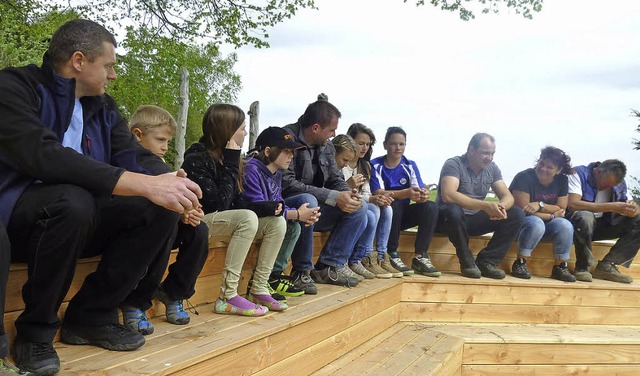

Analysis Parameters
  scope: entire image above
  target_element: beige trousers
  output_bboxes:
[203,209,286,299]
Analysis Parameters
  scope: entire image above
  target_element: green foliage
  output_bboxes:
[0,1,78,68]
[406,0,543,20]
[108,26,241,166]
[632,109,640,151]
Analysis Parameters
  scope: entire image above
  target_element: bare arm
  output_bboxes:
[568,193,638,217]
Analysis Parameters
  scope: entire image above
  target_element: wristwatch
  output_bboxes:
[538,201,545,211]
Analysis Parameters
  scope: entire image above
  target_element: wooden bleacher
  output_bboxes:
[5,232,640,375]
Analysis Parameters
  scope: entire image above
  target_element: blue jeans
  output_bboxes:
[350,203,380,264]
[284,194,317,272]
[517,215,573,260]
[375,204,393,259]
[315,202,368,268]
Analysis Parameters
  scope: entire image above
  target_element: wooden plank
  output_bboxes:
[464,343,640,365]
[398,302,640,325]
[400,334,463,376]
[309,323,409,376]
[462,364,640,376]
[369,326,446,375]
[260,305,401,376]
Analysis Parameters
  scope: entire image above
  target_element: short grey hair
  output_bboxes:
[48,19,117,66]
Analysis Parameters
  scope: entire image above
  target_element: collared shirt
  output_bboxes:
[61,98,84,154]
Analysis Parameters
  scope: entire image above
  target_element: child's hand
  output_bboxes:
[182,207,204,227]
[275,203,283,216]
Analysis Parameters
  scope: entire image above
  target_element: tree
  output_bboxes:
[108,26,241,166]
[407,0,543,20]
[633,109,640,150]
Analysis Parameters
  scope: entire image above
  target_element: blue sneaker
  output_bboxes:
[120,306,154,335]
[155,286,190,325]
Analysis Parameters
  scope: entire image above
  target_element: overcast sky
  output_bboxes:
[224,0,640,187]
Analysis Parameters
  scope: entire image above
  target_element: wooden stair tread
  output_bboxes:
[57,278,402,375]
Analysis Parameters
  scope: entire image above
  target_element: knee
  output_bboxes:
[366,209,378,228]
[237,209,259,233]
[439,203,464,223]
[571,211,595,230]
[54,185,97,231]
[555,218,574,236]
[507,206,525,222]
[522,216,545,236]
[300,193,318,208]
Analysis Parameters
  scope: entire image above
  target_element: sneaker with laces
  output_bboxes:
[388,255,414,276]
[155,286,190,325]
[290,270,318,295]
[120,306,154,335]
[551,262,576,282]
[477,261,506,279]
[0,358,33,376]
[412,256,441,277]
[269,275,305,297]
[349,261,376,279]
[61,322,145,351]
[267,283,288,302]
[511,258,531,279]
[380,255,404,278]
[343,264,365,281]
[593,260,633,283]
[573,268,593,282]
[12,338,58,376]
[362,256,392,278]
[310,266,359,287]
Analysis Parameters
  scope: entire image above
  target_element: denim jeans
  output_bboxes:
[284,194,317,271]
[437,203,524,267]
[315,202,368,268]
[570,211,640,269]
[271,221,301,276]
[375,204,393,259]
[517,215,573,260]
[350,202,384,264]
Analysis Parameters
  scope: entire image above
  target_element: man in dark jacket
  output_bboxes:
[282,100,368,291]
[567,159,640,283]
[0,19,201,375]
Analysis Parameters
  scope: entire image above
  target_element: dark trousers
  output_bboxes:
[0,221,9,357]
[8,183,178,342]
[570,211,640,270]
[125,221,209,305]
[436,203,524,267]
[387,200,438,258]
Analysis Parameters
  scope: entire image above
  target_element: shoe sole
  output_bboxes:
[592,271,633,284]
[551,275,576,282]
[62,332,145,351]
[511,273,531,279]
[21,364,60,376]
[573,272,593,282]
[481,272,506,279]
[461,269,481,279]
[415,270,441,277]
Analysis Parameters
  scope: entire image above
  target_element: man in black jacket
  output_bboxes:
[0,19,201,375]
[282,100,368,291]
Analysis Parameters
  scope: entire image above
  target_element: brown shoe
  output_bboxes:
[362,256,392,279]
[380,254,404,278]
[592,261,633,284]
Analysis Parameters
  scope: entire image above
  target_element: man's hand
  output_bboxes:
[484,202,508,220]
[615,201,640,217]
[147,170,202,213]
[337,189,363,213]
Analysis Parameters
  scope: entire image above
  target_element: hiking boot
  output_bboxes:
[61,322,145,351]
[362,256,392,279]
[573,268,592,282]
[380,255,403,278]
[0,358,33,375]
[12,338,59,376]
[155,286,190,325]
[551,262,576,282]
[120,306,154,335]
[593,260,633,284]
[387,254,414,276]
[290,270,318,295]
[511,258,531,279]
[349,261,376,279]
[412,256,441,277]
[269,275,305,297]
[477,262,506,279]
[310,266,359,287]
[460,265,481,279]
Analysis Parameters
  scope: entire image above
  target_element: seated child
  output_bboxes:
[244,127,319,300]
[182,104,287,315]
[122,105,209,334]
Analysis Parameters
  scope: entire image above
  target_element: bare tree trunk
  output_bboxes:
[248,101,259,151]
[174,67,189,170]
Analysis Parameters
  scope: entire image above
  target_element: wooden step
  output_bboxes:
[56,277,402,375]
[400,272,640,325]
[419,323,640,375]
[312,323,463,376]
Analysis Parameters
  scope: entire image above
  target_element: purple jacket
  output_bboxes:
[242,157,291,218]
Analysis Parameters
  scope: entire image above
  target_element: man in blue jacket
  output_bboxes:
[0,19,201,375]
[567,159,640,283]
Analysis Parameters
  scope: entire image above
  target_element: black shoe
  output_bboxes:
[593,260,633,283]
[460,265,481,279]
[13,338,59,376]
[0,357,34,375]
[412,256,441,277]
[573,268,592,282]
[290,270,318,295]
[511,258,531,279]
[310,266,359,287]
[61,323,145,351]
[477,262,506,279]
[551,262,576,282]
